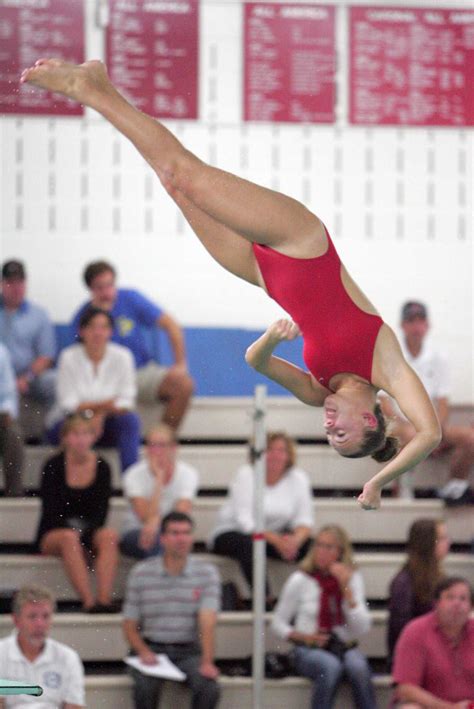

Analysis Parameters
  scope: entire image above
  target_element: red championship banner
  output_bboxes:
[244,3,336,123]
[106,0,199,119]
[349,6,474,126]
[0,0,85,116]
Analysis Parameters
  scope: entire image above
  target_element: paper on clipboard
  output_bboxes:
[124,654,186,681]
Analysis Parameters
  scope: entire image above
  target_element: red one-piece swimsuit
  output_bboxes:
[252,228,384,391]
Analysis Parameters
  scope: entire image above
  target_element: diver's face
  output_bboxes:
[324,394,375,456]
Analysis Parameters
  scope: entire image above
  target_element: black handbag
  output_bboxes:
[264,652,292,679]
[325,633,358,660]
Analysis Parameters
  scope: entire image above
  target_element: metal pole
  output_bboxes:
[252,384,267,709]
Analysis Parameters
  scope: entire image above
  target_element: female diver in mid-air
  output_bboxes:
[20,59,441,510]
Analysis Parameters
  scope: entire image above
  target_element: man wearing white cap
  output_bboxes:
[381,301,473,505]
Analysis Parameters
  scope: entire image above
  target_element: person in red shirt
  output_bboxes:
[392,576,474,708]
[20,58,442,510]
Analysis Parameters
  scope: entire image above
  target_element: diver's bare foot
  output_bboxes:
[20,58,113,107]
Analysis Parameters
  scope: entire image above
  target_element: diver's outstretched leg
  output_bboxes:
[22,59,323,256]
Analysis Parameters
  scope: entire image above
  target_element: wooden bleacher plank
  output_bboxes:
[145,396,326,440]
[84,674,394,709]
[1,553,472,603]
[1,497,472,545]
[19,395,472,443]
[17,396,325,443]
[0,610,390,660]
[6,442,454,492]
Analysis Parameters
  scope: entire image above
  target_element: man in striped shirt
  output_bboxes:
[122,511,221,708]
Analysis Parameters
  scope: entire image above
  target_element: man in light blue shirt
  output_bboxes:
[0,260,56,412]
[0,342,24,496]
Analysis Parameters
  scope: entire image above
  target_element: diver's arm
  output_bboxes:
[359,364,441,509]
[245,320,326,406]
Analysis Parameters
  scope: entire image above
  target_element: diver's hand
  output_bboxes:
[265,319,301,345]
[246,319,301,370]
[358,481,381,510]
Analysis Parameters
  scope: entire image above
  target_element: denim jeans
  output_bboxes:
[293,644,377,709]
[129,641,220,709]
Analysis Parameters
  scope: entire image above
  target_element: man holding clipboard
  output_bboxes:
[122,511,221,708]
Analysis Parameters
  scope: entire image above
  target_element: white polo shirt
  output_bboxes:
[379,339,451,418]
[400,338,450,402]
[0,633,85,708]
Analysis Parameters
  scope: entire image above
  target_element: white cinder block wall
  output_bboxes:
[0,0,472,401]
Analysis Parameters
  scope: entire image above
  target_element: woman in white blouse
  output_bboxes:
[209,431,313,601]
[47,307,140,471]
[271,524,376,709]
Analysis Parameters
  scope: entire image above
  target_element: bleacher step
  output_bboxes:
[1,497,472,544]
[5,442,454,492]
[0,610,390,661]
[148,397,326,440]
[1,552,472,603]
[84,673,394,709]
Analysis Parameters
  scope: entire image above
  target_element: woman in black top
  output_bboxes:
[37,413,120,612]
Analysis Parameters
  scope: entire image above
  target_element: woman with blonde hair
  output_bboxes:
[272,524,375,709]
[387,518,450,666]
[36,413,120,612]
[120,423,199,559]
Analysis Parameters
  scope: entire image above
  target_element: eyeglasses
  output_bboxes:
[147,441,174,448]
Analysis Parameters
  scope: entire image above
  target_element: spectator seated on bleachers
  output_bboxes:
[71,260,194,431]
[47,306,140,472]
[271,524,376,709]
[381,300,474,505]
[0,343,24,497]
[387,518,450,669]
[209,431,313,603]
[120,423,199,559]
[122,511,221,709]
[0,584,85,709]
[392,576,474,707]
[0,259,56,425]
[36,413,120,613]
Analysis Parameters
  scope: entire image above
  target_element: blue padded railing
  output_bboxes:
[55,324,305,397]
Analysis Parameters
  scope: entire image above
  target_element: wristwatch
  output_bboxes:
[82,409,94,420]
